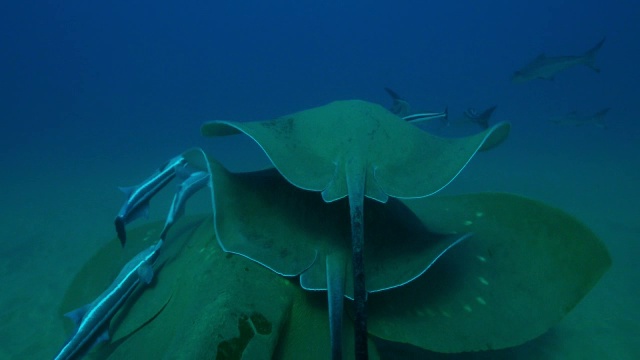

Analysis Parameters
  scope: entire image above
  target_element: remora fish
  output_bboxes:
[159,171,210,240]
[550,108,610,128]
[54,240,163,360]
[384,87,448,124]
[462,105,497,129]
[402,107,449,125]
[115,155,186,246]
[512,38,605,83]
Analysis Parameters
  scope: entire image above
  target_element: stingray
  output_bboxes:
[200,100,510,358]
[58,151,609,357]
[368,192,612,353]
[181,149,473,358]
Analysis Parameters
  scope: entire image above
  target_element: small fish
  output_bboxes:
[550,108,610,128]
[54,240,163,360]
[160,171,210,240]
[513,38,605,83]
[402,108,448,125]
[384,87,448,124]
[115,155,187,247]
[462,105,497,129]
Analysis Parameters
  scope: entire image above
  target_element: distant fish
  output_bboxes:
[512,38,605,83]
[54,240,163,360]
[462,105,497,129]
[160,171,210,240]
[115,155,187,247]
[384,87,448,124]
[550,108,610,128]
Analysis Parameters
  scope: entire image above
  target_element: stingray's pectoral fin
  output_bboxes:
[477,121,511,152]
[326,254,347,360]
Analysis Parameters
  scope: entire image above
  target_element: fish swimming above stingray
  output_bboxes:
[54,240,163,360]
[384,87,448,124]
[512,37,605,83]
[115,155,187,247]
[160,170,210,240]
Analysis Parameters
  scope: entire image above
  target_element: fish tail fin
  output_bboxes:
[583,37,606,72]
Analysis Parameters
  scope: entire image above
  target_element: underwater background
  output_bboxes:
[0,0,638,359]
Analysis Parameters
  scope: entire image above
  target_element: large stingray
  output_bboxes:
[370,192,611,353]
[201,100,510,358]
[57,155,610,358]
[183,148,475,359]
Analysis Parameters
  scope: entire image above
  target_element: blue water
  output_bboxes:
[1,1,638,358]
[2,1,638,157]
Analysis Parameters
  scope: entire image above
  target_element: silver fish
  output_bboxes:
[160,171,210,240]
[402,108,448,125]
[384,87,448,124]
[115,155,186,246]
[54,240,163,360]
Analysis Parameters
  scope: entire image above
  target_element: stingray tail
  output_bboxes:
[582,37,605,72]
[326,254,346,359]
